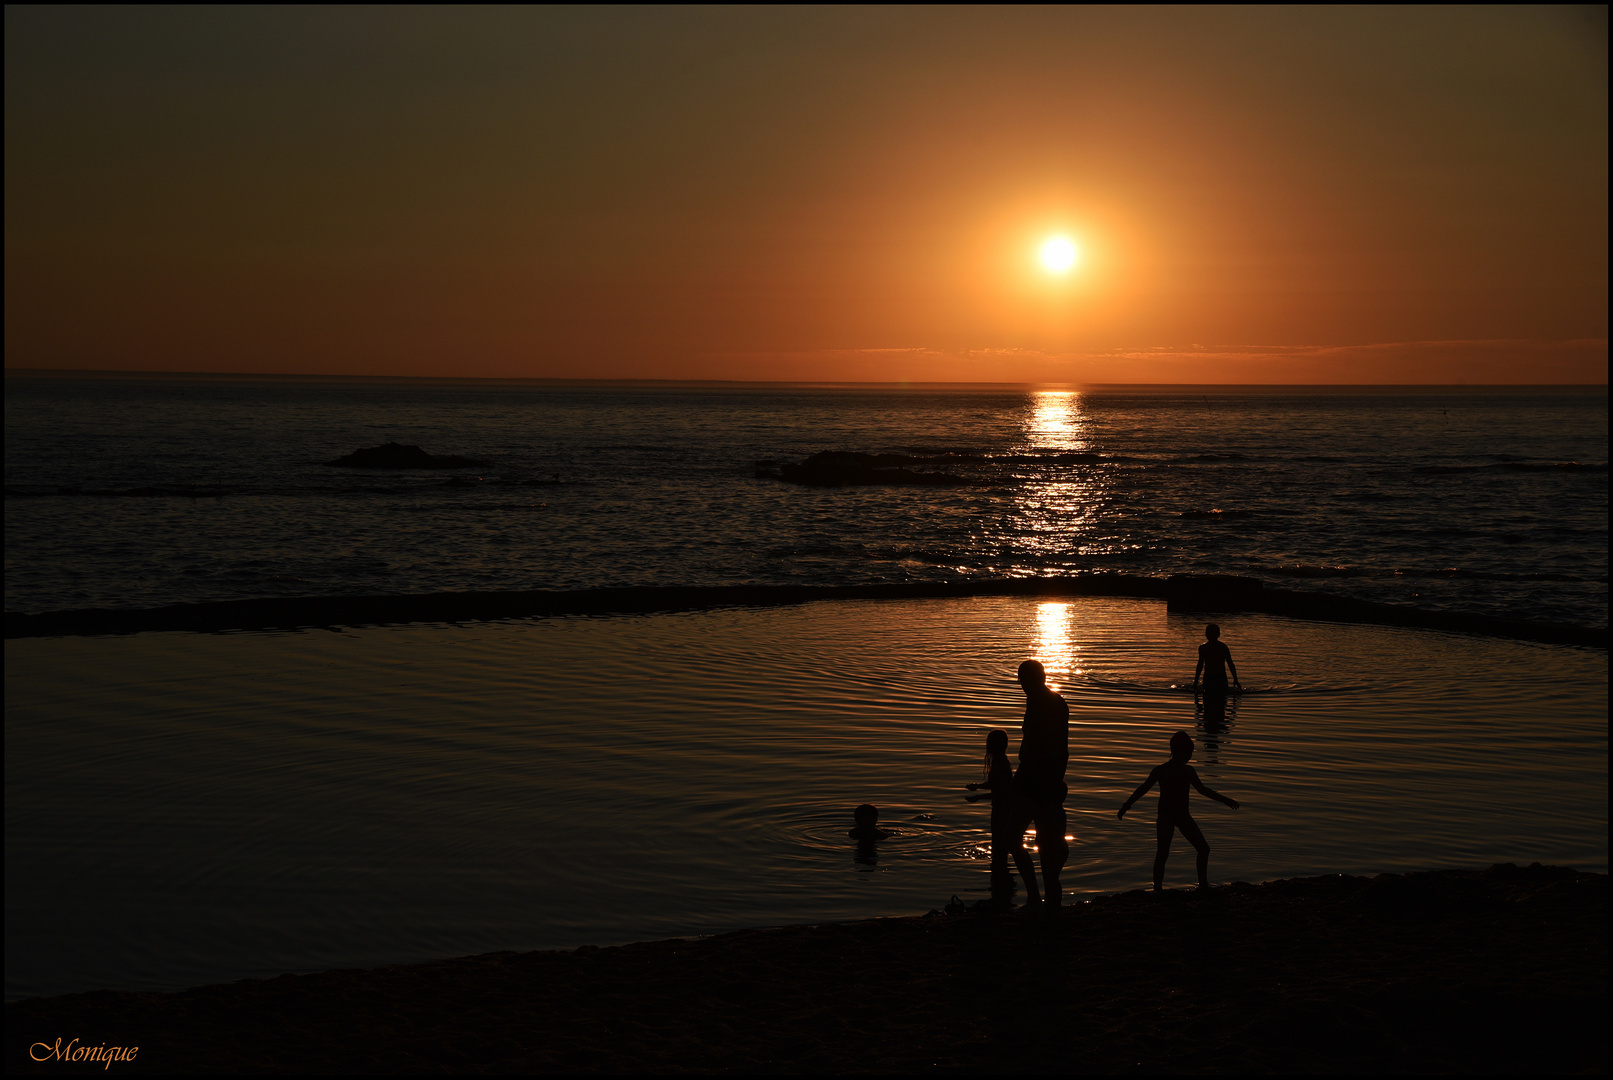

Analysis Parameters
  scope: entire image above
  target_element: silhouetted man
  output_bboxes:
[1008,659,1069,911]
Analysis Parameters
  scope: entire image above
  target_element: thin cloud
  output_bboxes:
[715,339,1607,384]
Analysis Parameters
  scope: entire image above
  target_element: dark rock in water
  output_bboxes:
[770,451,986,487]
[1165,574,1263,612]
[325,443,488,469]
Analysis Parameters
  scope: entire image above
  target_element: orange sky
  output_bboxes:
[5,7,1607,383]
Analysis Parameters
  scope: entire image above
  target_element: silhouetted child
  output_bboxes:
[965,729,1015,881]
[1118,731,1239,890]
[1194,623,1241,693]
[847,803,892,841]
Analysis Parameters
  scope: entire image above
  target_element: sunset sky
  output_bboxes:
[5,6,1606,383]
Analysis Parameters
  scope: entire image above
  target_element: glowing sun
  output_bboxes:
[1040,236,1078,273]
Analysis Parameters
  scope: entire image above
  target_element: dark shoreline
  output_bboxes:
[6,865,1605,1074]
[6,574,1606,648]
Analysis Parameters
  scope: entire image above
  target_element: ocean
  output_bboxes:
[4,375,1607,999]
[4,376,1607,626]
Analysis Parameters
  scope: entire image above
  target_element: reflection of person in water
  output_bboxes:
[1195,691,1237,764]
[964,729,1016,894]
[1009,660,1069,911]
[1118,731,1239,891]
[1194,623,1241,694]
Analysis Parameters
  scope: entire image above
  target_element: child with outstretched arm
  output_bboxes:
[1118,731,1239,890]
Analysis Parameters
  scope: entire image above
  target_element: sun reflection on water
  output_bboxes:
[995,391,1114,574]
[1033,601,1079,686]
[1027,391,1088,451]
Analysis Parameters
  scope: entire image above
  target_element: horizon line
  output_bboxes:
[4,368,1607,391]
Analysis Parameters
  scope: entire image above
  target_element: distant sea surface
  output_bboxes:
[5,376,1607,627]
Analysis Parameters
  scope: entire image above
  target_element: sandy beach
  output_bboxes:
[7,863,1604,1074]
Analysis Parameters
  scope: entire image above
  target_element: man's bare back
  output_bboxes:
[1017,683,1069,799]
[1010,660,1069,910]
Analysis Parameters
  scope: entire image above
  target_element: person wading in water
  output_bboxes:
[1194,623,1242,695]
[1007,660,1069,912]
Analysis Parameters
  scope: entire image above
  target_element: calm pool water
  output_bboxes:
[5,596,1606,998]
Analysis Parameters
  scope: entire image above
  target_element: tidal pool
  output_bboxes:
[6,596,1606,997]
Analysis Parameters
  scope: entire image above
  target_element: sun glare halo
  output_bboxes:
[1040,236,1077,273]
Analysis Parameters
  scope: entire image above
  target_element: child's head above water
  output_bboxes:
[1170,730,1195,761]
[853,803,879,829]
[1205,623,1221,641]
[985,729,1008,756]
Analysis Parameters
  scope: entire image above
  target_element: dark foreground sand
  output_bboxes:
[8,864,1605,1075]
